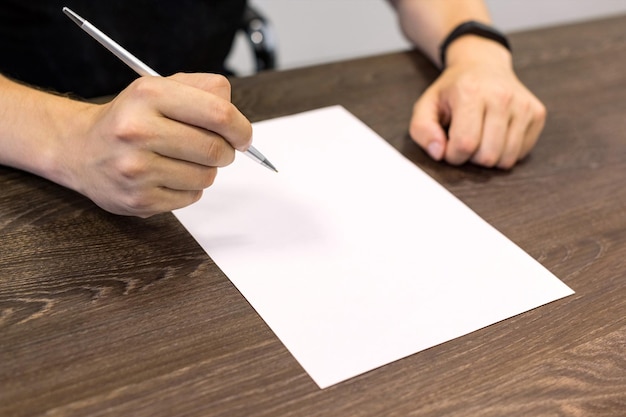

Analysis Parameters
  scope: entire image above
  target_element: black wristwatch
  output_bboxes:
[439,20,511,69]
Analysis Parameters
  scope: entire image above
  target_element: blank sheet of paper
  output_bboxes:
[173,106,574,389]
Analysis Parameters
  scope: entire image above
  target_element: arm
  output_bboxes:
[0,73,252,217]
[388,0,546,169]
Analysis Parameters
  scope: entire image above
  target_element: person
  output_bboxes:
[0,0,546,218]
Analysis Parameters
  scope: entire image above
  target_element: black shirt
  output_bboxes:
[0,0,247,98]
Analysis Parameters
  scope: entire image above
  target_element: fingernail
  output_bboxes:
[427,142,443,160]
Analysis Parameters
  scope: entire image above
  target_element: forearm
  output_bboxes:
[0,74,92,188]
[387,0,493,66]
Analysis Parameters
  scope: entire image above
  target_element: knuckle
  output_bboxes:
[210,101,235,127]
[121,191,155,217]
[446,135,480,165]
[210,74,231,90]
[127,76,160,100]
[492,88,514,108]
[520,98,547,123]
[111,116,144,143]
[199,168,218,188]
[534,101,548,121]
[116,155,148,180]
[410,119,431,136]
[206,74,232,99]
[454,135,480,156]
[445,154,468,166]
[475,151,499,168]
[190,190,204,204]
[409,121,429,144]
[497,157,516,170]
[205,139,224,163]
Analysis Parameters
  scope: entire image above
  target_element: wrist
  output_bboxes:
[46,98,96,194]
[26,90,94,192]
[439,20,511,69]
[445,35,513,69]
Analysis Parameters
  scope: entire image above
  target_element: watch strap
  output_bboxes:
[439,20,511,68]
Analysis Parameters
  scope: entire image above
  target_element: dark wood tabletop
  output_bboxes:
[1,15,625,417]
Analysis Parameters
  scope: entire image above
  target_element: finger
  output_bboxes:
[131,187,203,217]
[409,87,448,161]
[147,155,219,191]
[162,86,251,151]
[520,101,547,159]
[97,186,203,218]
[154,188,204,214]
[146,116,236,168]
[169,72,231,101]
[496,116,525,169]
[498,98,546,168]
[471,101,510,167]
[130,77,252,152]
[446,95,485,165]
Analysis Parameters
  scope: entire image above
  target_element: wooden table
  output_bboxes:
[1,15,625,417]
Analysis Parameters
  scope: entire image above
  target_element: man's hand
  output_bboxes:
[409,36,546,169]
[61,73,252,217]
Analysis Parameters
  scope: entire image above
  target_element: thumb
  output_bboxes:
[409,87,448,161]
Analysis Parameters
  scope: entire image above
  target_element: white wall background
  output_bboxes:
[227,0,626,75]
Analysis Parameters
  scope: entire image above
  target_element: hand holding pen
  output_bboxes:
[56,7,275,217]
[63,7,276,173]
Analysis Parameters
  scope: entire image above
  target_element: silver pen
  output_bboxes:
[62,7,277,173]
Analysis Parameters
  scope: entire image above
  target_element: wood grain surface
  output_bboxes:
[1,15,625,417]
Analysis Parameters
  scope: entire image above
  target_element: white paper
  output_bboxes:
[174,106,574,388]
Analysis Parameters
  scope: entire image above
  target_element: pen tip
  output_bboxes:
[265,161,278,173]
[62,7,84,26]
